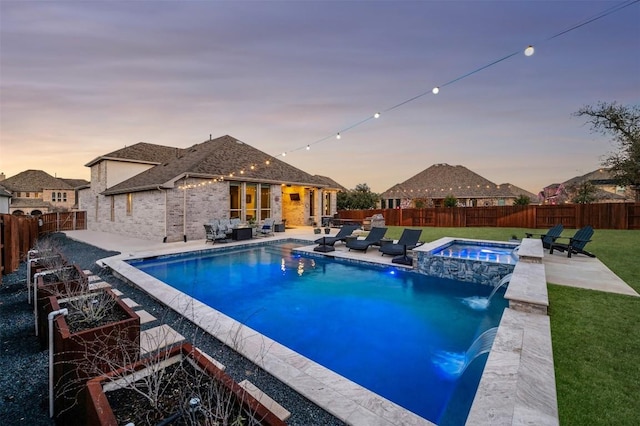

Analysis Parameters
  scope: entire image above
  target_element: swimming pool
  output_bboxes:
[127,242,507,425]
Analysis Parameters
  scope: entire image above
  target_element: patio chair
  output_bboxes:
[204,224,216,244]
[314,224,360,246]
[379,228,423,257]
[549,226,596,258]
[260,218,275,236]
[525,224,564,249]
[346,227,388,253]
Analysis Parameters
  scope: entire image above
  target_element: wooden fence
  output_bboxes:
[337,203,640,230]
[0,211,87,281]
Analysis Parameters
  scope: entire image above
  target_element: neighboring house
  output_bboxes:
[540,168,633,204]
[500,183,541,204]
[380,163,528,208]
[0,185,11,214]
[0,170,88,215]
[79,135,343,242]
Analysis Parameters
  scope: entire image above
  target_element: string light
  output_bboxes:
[177,2,635,192]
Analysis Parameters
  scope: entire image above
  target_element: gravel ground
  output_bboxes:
[0,233,346,425]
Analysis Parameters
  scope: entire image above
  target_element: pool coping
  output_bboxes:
[99,236,558,426]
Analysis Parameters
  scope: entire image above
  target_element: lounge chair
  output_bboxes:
[549,225,596,258]
[346,227,388,253]
[314,224,360,246]
[525,224,564,249]
[379,229,423,257]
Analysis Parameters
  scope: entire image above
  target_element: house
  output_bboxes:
[540,168,633,204]
[380,163,528,208]
[79,135,343,242]
[0,185,11,214]
[0,170,88,215]
[500,183,541,204]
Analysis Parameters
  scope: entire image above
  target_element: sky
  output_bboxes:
[1,1,639,194]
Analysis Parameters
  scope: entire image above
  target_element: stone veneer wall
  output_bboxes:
[416,255,515,286]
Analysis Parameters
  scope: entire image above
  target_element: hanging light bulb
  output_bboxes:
[306,145,310,150]
[282,152,286,157]
[265,160,270,165]
[524,45,535,56]
[432,87,440,95]
[336,133,341,140]
[374,112,380,118]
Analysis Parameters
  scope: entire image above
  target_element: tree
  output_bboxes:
[337,183,379,210]
[513,194,531,205]
[569,181,597,204]
[443,194,458,207]
[575,102,640,201]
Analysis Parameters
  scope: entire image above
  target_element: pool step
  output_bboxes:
[140,324,185,356]
[238,379,291,422]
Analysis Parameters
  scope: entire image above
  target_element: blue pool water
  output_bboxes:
[128,242,507,425]
[431,242,518,264]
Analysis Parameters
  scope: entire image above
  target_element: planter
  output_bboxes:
[313,228,321,234]
[86,342,287,426]
[36,265,89,348]
[324,227,331,234]
[50,288,140,422]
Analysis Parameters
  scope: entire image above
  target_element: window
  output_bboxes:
[323,192,331,215]
[63,192,67,202]
[110,196,115,221]
[57,192,62,202]
[309,190,315,216]
[52,192,56,202]
[260,185,271,220]
[229,183,241,218]
[126,193,133,215]
[26,192,30,198]
[245,184,257,221]
[95,196,99,222]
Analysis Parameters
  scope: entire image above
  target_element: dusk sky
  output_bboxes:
[1,1,639,194]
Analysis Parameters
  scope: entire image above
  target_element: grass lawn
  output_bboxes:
[384,226,640,425]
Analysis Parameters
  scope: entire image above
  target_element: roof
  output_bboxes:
[0,186,12,198]
[85,142,182,167]
[102,135,333,195]
[313,175,347,191]
[1,170,75,192]
[9,198,52,209]
[380,163,516,199]
[59,178,90,188]
[500,183,540,203]
[563,168,616,187]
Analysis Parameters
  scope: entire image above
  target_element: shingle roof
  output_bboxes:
[85,142,182,167]
[102,135,332,195]
[59,178,90,188]
[313,175,346,191]
[563,168,615,186]
[1,170,74,192]
[381,163,516,199]
[500,183,540,202]
[9,198,52,209]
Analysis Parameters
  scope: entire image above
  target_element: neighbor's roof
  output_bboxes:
[9,198,52,209]
[1,170,75,192]
[563,168,616,187]
[0,186,12,198]
[380,163,516,199]
[85,142,182,167]
[59,178,90,188]
[500,183,540,203]
[102,135,333,195]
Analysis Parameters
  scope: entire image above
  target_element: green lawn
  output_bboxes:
[384,226,640,425]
